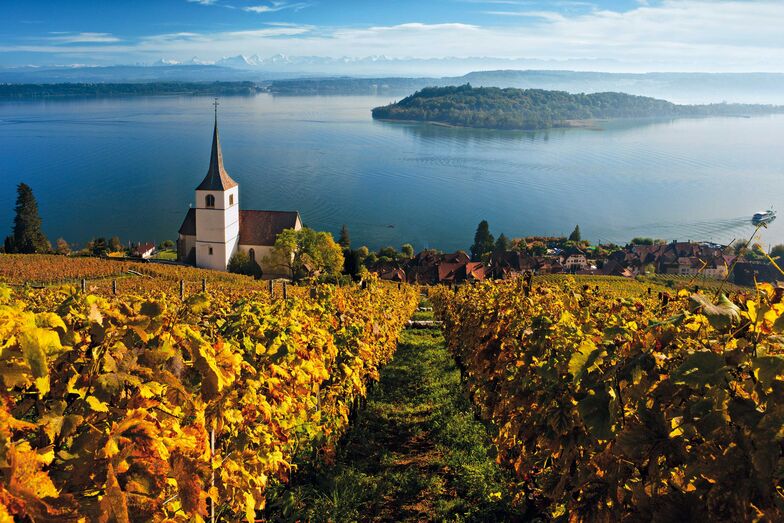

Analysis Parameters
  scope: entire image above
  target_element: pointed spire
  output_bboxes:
[196,98,238,191]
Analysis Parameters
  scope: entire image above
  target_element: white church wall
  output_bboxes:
[195,186,240,270]
[195,241,230,271]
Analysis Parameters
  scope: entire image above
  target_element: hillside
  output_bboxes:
[0,254,418,521]
[371,84,784,130]
[431,276,784,520]
[2,254,782,521]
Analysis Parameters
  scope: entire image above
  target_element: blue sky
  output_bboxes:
[2,1,783,71]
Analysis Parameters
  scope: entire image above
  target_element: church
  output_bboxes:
[177,108,301,276]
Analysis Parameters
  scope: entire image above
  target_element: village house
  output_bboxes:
[177,106,301,277]
[131,242,156,259]
[561,247,589,273]
[375,250,489,285]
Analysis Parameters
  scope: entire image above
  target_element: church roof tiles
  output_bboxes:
[238,210,300,246]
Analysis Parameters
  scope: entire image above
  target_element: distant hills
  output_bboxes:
[271,70,784,104]
[371,85,784,130]
[4,63,784,104]
[0,82,262,99]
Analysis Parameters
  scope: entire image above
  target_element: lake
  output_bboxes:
[1,94,783,252]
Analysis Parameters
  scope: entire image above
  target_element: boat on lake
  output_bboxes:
[752,209,777,226]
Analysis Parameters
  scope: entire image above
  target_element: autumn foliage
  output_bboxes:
[432,277,784,521]
[0,278,417,521]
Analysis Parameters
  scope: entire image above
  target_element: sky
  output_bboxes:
[2,0,784,72]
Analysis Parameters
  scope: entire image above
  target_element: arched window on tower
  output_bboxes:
[249,248,255,262]
[205,194,215,208]
[229,194,234,206]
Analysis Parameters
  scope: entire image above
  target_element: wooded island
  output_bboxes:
[372,84,784,130]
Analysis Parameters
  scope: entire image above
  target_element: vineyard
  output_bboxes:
[432,276,784,521]
[0,254,280,297]
[0,271,418,521]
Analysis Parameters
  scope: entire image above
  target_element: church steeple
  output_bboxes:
[196,98,238,191]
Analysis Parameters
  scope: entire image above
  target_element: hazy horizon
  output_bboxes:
[3,1,784,74]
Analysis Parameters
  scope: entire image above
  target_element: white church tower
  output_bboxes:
[194,100,240,270]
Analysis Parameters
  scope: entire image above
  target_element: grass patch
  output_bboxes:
[266,318,525,522]
[152,249,177,261]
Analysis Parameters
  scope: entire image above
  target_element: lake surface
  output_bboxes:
[1,94,783,252]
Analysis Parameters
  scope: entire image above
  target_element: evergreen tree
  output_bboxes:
[569,224,581,242]
[11,183,49,253]
[494,233,511,254]
[338,224,351,250]
[470,220,495,261]
[3,236,14,254]
[401,243,414,258]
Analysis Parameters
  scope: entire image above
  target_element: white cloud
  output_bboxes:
[187,0,219,5]
[5,1,784,72]
[46,32,121,44]
[243,1,310,13]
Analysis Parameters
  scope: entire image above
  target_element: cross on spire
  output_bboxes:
[213,98,219,123]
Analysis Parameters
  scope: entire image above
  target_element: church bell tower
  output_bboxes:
[194,99,240,270]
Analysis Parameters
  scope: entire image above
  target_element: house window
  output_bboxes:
[208,247,213,255]
[249,248,255,261]
[229,194,234,206]
[205,194,215,208]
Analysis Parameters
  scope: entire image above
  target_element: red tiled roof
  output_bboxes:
[238,210,300,246]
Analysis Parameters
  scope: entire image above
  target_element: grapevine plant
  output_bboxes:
[432,277,784,521]
[0,278,417,521]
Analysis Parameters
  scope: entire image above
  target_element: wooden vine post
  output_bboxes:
[210,420,216,523]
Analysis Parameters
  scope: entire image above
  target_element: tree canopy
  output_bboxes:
[7,183,49,254]
[470,220,495,261]
[228,250,263,279]
[372,84,784,130]
[267,227,344,281]
[569,225,581,242]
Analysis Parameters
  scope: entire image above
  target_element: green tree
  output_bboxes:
[9,183,49,253]
[401,243,415,258]
[494,233,511,254]
[364,252,378,268]
[569,225,581,242]
[377,246,397,264]
[631,237,654,246]
[228,250,262,279]
[338,224,351,250]
[267,227,344,281]
[160,239,175,250]
[470,220,495,261]
[92,238,108,256]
